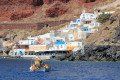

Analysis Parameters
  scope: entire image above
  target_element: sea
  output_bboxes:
[0,59,120,80]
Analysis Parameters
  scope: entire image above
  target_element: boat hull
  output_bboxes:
[31,68,50,72]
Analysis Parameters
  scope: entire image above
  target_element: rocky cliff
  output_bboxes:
[56,45,120,61]
[0,0,107,21]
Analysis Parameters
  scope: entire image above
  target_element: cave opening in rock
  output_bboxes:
[61,0,69,3]
[34,0,44,6]
[90,0,96,2]
[85,0,96,3]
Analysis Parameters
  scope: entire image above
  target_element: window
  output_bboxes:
[61,45,63,48]
[34,41,37,45]
[73,19,77,22]
[46,38,50,41]
[78,20,80,22]
[45,24,50,28]
[57,45,59,49]
[83,17,85,19]
[31,41,34,45]
[91,15,93,17]
[78,43,81,46]
[90,23,94,26]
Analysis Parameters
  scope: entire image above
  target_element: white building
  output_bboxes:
[53,41,66,50]
[19,36,37,45]
[67,42,82,47]
[66,18,82,29]
[80,10,97,21]
[68,34,75,41]
[36,33,51,45]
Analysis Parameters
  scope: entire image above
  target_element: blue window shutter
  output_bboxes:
[78,20,80,22]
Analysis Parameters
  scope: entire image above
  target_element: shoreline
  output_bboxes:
[56,45,120,62]
[1,45,120,62]
[1,57,120,63]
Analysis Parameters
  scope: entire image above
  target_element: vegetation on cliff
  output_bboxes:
[97,13,112,24]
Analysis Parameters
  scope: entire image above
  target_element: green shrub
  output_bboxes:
[97,12,112,24]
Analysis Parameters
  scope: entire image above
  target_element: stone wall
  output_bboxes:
[0,20,70,31]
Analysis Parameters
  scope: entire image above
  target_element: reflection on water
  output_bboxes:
[0,59,120,80]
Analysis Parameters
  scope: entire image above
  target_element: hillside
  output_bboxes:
[0,0,107,23]
[85,10,120,45]
[0,0,118,43]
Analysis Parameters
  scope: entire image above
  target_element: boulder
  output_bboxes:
[74,56,80,61]
[68,55,75,61]
[116,51,120,58]
[65,54,71,58]
[104,38,110,42]
[113,30,120,37]
[110,16,117,24]
[114,36,120,43]
[104,27,109,30]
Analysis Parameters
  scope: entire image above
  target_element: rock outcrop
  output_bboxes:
[45,1,68,17]
[56,45,120,61]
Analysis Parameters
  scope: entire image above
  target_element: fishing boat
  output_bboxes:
[30,57,51,72]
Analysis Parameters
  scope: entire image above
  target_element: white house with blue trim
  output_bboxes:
[14,49,26,55]
[54,41,66,50]
[66,18,82,29]
[80,19,100,32]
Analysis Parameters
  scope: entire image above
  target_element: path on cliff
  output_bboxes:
[98,0,120,10]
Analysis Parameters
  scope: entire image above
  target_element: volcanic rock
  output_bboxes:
[45,1,68,17]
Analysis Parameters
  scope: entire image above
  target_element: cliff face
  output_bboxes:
[0,0,106,21]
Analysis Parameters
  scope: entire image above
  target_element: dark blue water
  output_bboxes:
[0,59,120,80]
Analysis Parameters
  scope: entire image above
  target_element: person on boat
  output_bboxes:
[30,57,51,71]
[33,56,44,67]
